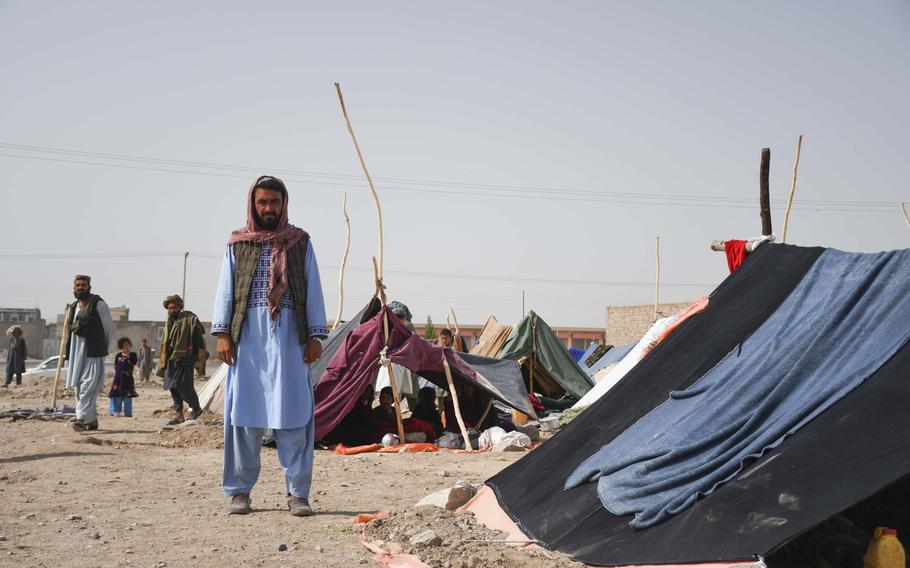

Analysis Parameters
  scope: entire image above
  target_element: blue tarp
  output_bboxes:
[565,248,910,529]
[568,348,585,362]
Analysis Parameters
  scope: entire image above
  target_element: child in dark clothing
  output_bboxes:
[109,337,138,417]
[412,386,444,438]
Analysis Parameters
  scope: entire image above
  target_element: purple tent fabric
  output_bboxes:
[314,307,533,441]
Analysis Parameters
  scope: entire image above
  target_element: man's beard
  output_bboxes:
[168,312,179,321]
[253,210,279,231]
[73,290,90,300]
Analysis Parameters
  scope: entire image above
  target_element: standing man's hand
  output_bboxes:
[304,338,323,364]
[216,333,236,366]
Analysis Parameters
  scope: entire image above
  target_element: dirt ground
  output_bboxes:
[0,372,573,568]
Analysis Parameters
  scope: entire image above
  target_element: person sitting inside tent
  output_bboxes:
[322,384,375,447]
[412,386,444,438]
[444,381,496,433]
[372,386,437,443]
[371,386,396,424]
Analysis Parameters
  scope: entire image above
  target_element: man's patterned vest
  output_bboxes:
[230,237,310,344]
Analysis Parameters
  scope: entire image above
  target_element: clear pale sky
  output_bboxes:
[1,1,908,328]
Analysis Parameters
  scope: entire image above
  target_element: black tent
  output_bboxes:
[487,244,910,566]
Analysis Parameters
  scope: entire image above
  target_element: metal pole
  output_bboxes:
[182,252,189,300]
[521,290,525,318]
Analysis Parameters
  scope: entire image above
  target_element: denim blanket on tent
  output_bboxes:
[565,248,910,529]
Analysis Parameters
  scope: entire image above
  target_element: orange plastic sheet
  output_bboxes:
[656,296,709,344]
[378,443,439,453]
[351,512,386,524]
[641,296,710,358]
[361,539,431,568]
[334,443,383,455]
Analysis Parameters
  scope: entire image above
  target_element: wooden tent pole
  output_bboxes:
[901,202,910,232]
[381,311,406,443]
[442,357,473,450]
[449,307,460,334]
[759,148,772,236]
[332,192,352,331]
[781,135,804,244]
[335,82,384,277]
[51,303,71,409]
[654,237,661,321]
[476,399,494,429]
[528,353,536,396]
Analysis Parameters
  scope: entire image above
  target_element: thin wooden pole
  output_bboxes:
[781,135,804,244]
[332,192,352,331]
[335,83,384,278]
[528,354,536,395]
[449,308,460,334]
[372,256,386,305]
[182,252,189,301]
[654,237,661,321]
[901,202,910,232]
[384,361,407,443]
[476,399,494,430]
[51,303,72,409]
[442,357,473,450]
[759,148,772,236]
[380,311,406,442]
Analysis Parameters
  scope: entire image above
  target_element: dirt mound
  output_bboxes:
[362,505,582,568]
[156,411,224,449]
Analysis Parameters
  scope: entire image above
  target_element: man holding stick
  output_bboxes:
[211,175,328,516]
[159,294,205,425]
[64,275,114,432]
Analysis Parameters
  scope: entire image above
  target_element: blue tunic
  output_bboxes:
[211,242,328,430]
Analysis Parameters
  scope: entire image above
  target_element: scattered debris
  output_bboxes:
[409,529,442,547]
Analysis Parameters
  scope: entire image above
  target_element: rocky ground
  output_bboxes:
[0,372,576,567]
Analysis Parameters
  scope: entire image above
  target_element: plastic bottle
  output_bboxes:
[863,527,906,568]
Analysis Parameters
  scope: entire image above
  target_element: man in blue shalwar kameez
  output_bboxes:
[211,175,328,516]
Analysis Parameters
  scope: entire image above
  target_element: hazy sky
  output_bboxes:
[1,1,908,328]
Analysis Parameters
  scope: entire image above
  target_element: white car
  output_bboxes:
[23,356,68,380]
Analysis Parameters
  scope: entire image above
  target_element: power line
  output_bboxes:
[0,142,903,212]
[0,250,716,288]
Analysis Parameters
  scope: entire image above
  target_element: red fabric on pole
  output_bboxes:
[724,240,748,273]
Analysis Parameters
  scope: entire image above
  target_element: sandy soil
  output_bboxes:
[0,373,571,567]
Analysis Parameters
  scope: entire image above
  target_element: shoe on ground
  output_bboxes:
[189,408,203,420]
[70,419,98,432]
[166,413,185,426]
[228,494,252,515]
[288,496,314,517]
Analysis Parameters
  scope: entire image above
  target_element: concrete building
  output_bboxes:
[605,301,694,346]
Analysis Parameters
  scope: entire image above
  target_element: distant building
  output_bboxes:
[409,321,605,350]
[605,301,694,346]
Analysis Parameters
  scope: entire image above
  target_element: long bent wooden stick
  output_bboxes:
[332,192,351,331]
[335,83,384,278]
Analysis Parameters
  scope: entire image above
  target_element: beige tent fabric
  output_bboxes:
[198,363,228,413]
[469,315,513,358]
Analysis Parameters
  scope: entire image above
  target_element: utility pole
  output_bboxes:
[182,252,189,300]
[521,290,525,318]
